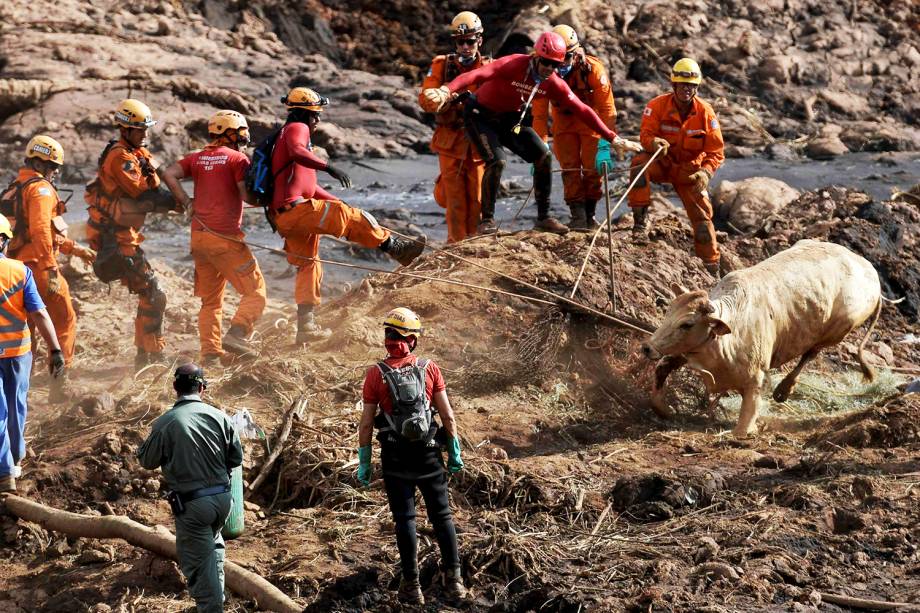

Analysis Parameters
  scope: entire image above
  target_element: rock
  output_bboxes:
[818,90,871,117]
[824,507,866,534]
[713,177,800,232]
[753,454,785,469]
[839,121,920,152]
[46,538,70,558]
[693,561,741,581]
[694,536,721,563]
[79,392,116,417]
[806,130,850,159]
[77,546,114,564]
[142,478,161,495]
[97,431,123,455]
[765,142,798,161]
[851,476,875,500]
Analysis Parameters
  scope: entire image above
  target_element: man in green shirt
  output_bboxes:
[137,364,242,613]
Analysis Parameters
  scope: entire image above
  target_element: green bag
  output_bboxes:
[221,465,245,540]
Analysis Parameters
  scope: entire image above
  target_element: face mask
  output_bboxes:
[556,64,573,78]
[385,339,412,358]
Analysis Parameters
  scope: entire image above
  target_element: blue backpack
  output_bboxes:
[244,128,292,208]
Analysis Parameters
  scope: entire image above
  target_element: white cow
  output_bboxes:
[641,240,883,437]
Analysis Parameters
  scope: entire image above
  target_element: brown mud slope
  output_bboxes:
[1,185,918,612]
[2,0,919,178]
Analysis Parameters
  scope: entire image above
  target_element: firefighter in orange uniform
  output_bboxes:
[2,136,95,401]
[84,99,178,369]
[419,12,490,241]
[628,58,725,275]
[533,25,617,230]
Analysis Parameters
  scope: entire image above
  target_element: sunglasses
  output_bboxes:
[538,58,562,68]
[455,37,479,47]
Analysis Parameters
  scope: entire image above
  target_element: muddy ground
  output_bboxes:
[0,181,918,612]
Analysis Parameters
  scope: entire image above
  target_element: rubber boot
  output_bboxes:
[398,576,424,605]
[584,199,600,230]
[222,325,255,356]
[49,373,68,404]
[632,206,649,241]
[296,305,332,344]
[381,235,426,266]
[567,202,587,230]
[442,567,468,601]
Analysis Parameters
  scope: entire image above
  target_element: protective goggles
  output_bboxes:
[672,71,701,80]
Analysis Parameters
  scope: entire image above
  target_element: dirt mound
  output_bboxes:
[808,394,920,449]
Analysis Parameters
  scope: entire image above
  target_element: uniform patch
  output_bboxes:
[123,161,134,171]
[710,119,719,129]
[38,187,52,196]
[600,75,608,87]
[643,107,653,116]
[426,68,433,77]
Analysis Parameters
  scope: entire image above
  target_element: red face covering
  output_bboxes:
[384,332,416,358]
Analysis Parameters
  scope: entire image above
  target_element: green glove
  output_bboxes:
[446,437,463,474]
[357,445,372,486]
[594,139,612,175]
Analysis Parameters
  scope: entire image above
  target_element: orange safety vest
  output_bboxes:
[0,257,32,358]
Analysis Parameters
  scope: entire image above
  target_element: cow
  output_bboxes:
[641,240,883,437]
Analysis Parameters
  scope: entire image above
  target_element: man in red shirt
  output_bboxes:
[357,307,466,605]
[268,88,425,343]
[162,110,267,361]
[422,31,639,234]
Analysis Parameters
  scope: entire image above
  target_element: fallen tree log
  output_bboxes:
[820,592,914,611]
[247,393,308,497]
[1,494,301,613]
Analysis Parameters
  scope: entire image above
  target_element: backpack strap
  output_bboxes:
[376,361,401,434]
[7,177,48,252]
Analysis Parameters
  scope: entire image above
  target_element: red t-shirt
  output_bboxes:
[179,145,250,234]
[446,54,617,142]
[363,355,446,415]
[270,122,331,211]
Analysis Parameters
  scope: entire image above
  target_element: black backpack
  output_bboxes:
[244,128,292,208]
[377,359,435,443]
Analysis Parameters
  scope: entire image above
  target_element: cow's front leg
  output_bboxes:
[773,348,820,402]
[734,373,765,437]
[650,355,687,418]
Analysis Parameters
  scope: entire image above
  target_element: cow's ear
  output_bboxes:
[708,317,731,336]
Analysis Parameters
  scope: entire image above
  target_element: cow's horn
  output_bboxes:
[670,282,690,297]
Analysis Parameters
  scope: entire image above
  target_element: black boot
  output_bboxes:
[584,199,599,230]
[380,235,426,266]
[632,207,649,240]
[222,325,255,356]
[398,575,424,605]
[567,202,587,230]
[442,567,468,601]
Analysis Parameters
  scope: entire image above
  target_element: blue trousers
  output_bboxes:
[0,352,32,478]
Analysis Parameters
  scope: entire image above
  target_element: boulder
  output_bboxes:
[806,125,850,159]
[713,177,800,232]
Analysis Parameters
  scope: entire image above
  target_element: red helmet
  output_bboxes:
[534,31,566,63]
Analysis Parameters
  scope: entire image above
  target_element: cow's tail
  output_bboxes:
[856,298,882,382]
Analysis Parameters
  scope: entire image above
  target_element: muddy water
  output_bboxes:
[60,152,918,302]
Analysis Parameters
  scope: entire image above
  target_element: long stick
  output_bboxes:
[247,394,308,496]
[1,495,301,613]
[819,592,913,611]
[569,146,664,299]
[602,162,617,312]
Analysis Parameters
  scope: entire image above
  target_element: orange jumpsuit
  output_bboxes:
[84,139,167,354]
[629,93,725,264]
[533,55,617,207]
[420,53,489,242]
[7,169,77,364]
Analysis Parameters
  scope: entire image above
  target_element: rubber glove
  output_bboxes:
[46,271,61,295]
[357,445,372,486]
[49,349,65,378]
[72,245,96,264]
[689,168,712,192]
[594,139,613,175]
[325,164,352,189]
[446,437,464,474]
[650,137,670,157]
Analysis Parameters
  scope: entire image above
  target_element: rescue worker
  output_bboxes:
[162,110,267,362]
[84,99,178,369]
[0,213,65,493]
[532,26,617,230]
[137,363,242,612]
[268,88,425,344]
[358,307,466,605]
[621,58,725,275]
[422,31,639,234]
[418,12,490,241]
[3,136,95,401]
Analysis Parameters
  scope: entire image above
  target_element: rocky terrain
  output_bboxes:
[1,0,919,181]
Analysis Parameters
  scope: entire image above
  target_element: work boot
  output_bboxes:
[632,207,649,241]
[567,205,588,230]
[382,235,426,267]
[0,474,15,493]
[477,218,497,234]
[442,567,468,601]
[704,260,721,279]
[534,216,569,235]
[222,325,255,356]
[200,354,222,367]
[296,305,332,344]
[397,576,424,605]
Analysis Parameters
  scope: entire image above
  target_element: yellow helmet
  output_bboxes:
[552,25,579,52]
[383,307,423,338]
[282,87,329,112]
[25,135,64,166]
[451,11,483,37]
[671,58,702,85]
[0,214,13,240]
[114,98,157,129]
[208,110,250,140]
